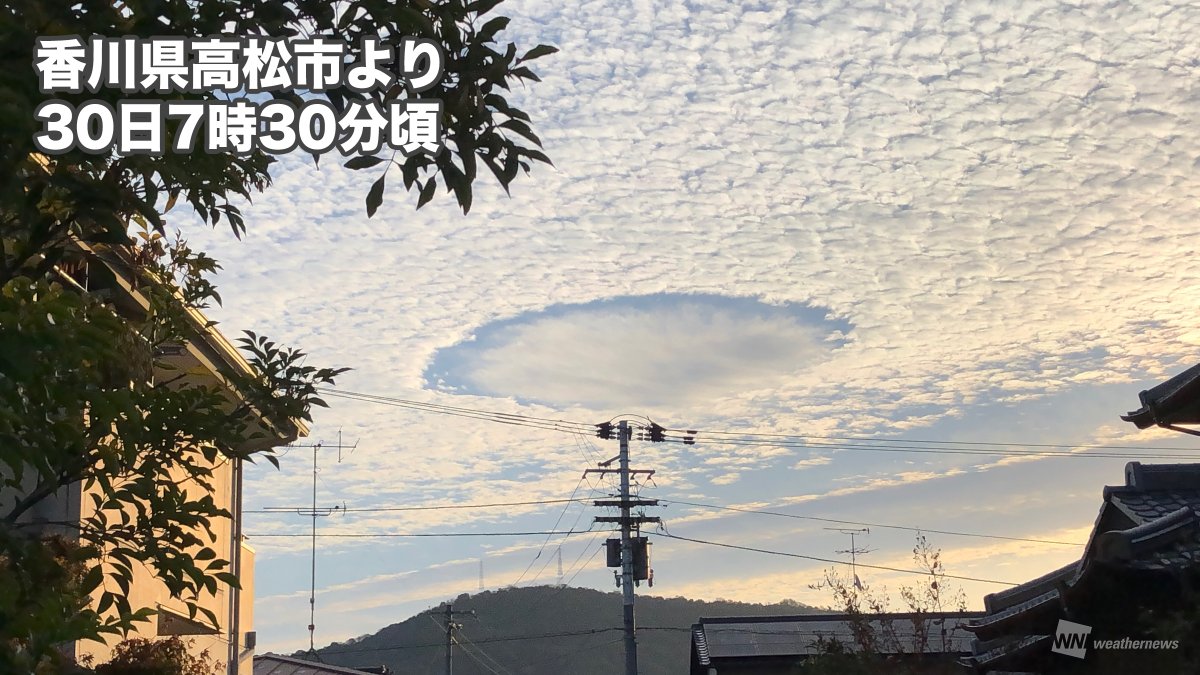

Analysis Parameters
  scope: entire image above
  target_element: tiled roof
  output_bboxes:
[980,562,1074,615]
[964,462,1200,672]
[967,590,1059,633]
[1122,363,1200,429]
[963,634,1051,670]
[692,625,711,666]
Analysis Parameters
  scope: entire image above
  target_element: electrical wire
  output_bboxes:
[664,425,1193,452]
[315,627,629,656]
[657,434,1200,460]
[511,478,587,587]
[659,498,1084,546]
[318,388,594,433]
[453,637,505,675]
[651,531,1018,586]
[245,528,609,538]
[515,637,624,670]
[527,494,596,586]
[561,531,606,586]
[318,386,1195,462]
[244,497,589,514]
[456,629,517,675]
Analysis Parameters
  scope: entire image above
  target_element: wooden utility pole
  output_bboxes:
[437,602,475,675]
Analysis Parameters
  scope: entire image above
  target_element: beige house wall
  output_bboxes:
[17,244,300,675]
[72,454,253,675]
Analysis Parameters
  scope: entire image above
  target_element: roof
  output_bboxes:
[963,462,1200,671]
[1122,363,1200,429]
[61,239,309,446]
[976,462,1200,618]
[1093,462,1200,570]
[691,612,983,665]
[254,654,380,675]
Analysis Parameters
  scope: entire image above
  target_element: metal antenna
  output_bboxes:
[336,428,359,463]
[279,436,358,651]
[826,527,872,587]
[305,442,330,652]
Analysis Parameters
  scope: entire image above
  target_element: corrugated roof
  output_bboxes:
[253,654,374,675]
[694,613,980,659]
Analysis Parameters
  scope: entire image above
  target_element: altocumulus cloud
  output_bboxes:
[180,0,1200,653]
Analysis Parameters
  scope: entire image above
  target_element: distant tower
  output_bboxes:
[557,547,564,586]
[479,555,484,591]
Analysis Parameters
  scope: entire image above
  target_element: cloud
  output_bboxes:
[793,456,833,470]
[427,295,848,410]
[174,0,1200,651]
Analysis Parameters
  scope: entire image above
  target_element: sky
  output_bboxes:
[178,0,1200,655]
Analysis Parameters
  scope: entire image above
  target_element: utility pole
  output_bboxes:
[589,420,660,675]
[617,421,636,675]
[433,602,475,675]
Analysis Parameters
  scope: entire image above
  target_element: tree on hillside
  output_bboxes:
[0,1,554,671]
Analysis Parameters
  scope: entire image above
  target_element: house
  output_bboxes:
[962,462,1199,674]
[689,612,983,674]
[5,240,308,674]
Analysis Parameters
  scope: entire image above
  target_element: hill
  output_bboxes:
[302,586,819,675]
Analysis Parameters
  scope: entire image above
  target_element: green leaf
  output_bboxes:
[520,44,558,62]
[215,571,241,589]
[344,155,385,170]
[469,0,505,15]
[417,179,437,209]
[455,184,474,214]
[479,16,510,42]
[366,174,386,218]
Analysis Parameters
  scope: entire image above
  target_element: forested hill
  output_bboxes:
[301,586,818,675]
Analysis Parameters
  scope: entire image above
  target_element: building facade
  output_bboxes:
[6,241,305,674]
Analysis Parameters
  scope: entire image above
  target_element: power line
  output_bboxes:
[659,499,1084,547]
[527,482,603,587]
[664,426,1193,452]
[314,623,979,659]
[561,532,605,587]
[516,638,625,670]
[651,531,1019,586]
[245,497,589,514]
[319,387,1200,460]
[452,637,505,675]
[248,496,1082,547]
[511,478,587,587]
[317,628,628,656]
[455,629,516,675]
[318,386,1200,461]
[318,389,594,433]
[657,434,1200,460]
[245,528,610,538]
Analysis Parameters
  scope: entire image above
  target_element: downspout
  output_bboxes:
[229,457,243,675]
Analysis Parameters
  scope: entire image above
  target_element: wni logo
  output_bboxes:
[1052,619,1092,659]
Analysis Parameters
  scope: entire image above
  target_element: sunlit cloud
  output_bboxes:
[179,0,1200,651]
